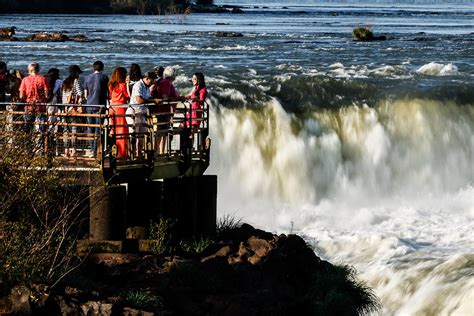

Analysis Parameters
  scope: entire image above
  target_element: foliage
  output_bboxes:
[352,27,373,41]
[122,290,163,310]
[0,124,88,295]
[306,264,381,315]
[148,217,177,255]
[216,214,242,237]
[179,236,213,255]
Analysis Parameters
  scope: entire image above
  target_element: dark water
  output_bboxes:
[1,2,473,314]
[0,1,473,111]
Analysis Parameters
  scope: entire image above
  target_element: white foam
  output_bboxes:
[416,62,458,76]
[207,95,474,315]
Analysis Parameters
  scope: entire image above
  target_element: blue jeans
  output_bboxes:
[86,108,100,153]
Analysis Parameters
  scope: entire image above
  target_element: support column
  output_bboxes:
[89,185,126,240]
[126,181,163,238]
[163,175,217,237]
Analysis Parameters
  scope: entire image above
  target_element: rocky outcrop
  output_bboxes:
[0,27,17,41]
[216,31,244,38]
[0,30,97,42]
[3,224,380,315]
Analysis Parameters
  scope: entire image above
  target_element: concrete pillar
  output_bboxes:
[163,175,217,237]
[89,185,126,240]
[126,181,163,236]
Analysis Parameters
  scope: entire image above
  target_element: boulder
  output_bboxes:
[216,31,244,38]
[23,32,95,42]
[0,27,17,41]
[25,32,69,42]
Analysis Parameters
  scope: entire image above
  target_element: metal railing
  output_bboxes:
[0,100,210,178]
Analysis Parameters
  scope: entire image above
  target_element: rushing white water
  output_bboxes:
[208,95,474,315]
[2,2,472,313]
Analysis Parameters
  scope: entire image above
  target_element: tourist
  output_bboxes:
[19,62,50,151]
[84,60,109,157]
[186,72,208,128]
[126,63,142,97]
[45,68,62,154]
[0,61,8,102]
[154,66,181,155]
[61,65,84,157]
[125,71,160,159]
[108,67,130,160]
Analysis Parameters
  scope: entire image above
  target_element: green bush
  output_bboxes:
[306,265,381,315]
[352,27,373,41]
[148,217,177,255]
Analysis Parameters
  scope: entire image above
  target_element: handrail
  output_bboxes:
[0,99,211,181]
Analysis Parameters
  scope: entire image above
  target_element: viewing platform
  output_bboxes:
[0,100,211,185]
[0,100,216,240]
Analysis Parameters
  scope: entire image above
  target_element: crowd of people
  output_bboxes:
[0,60,208,160]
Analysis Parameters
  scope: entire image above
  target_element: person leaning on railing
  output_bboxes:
[84,61,109,157]
[61,65,84,157]
[108,67,130,160]
[153,66,181,156]
[185,72,208,129]
[18,62,51,151]
[45,68,62,155]
[125,71,160,160]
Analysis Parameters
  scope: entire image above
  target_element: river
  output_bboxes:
[0,0,473,314]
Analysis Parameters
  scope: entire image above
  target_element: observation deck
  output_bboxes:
[0,100,211,185]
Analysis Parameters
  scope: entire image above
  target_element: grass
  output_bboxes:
[122,290,163,310]
[180,237,213,255]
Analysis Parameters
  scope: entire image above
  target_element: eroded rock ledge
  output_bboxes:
[2,224,379,315]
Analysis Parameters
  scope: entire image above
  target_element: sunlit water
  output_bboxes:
[1,1,473,314]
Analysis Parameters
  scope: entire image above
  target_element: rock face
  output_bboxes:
[2,224,379,315]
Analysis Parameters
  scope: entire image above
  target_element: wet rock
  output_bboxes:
[70,34,94,42]
[216,31,244,38]
[232,7,244,13]
[187,4,229,13]
[23,32,95,42]
[25,32,69,42]
[0,27,16,41]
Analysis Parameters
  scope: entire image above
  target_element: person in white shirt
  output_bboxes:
[125,71,160,159]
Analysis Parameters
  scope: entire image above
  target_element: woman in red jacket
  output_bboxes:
[186,72,207,128]
[108,67,130,159]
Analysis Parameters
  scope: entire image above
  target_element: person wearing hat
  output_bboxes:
[61,64,84,157]
[19,62,51,151]
[84,60,109,157]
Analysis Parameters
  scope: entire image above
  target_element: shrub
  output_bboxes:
[0,124,88,295]
[148,217,177,255]
[306,265,381,315]
[352,27,373,41]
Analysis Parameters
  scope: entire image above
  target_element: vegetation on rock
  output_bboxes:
[352,26,386,41]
